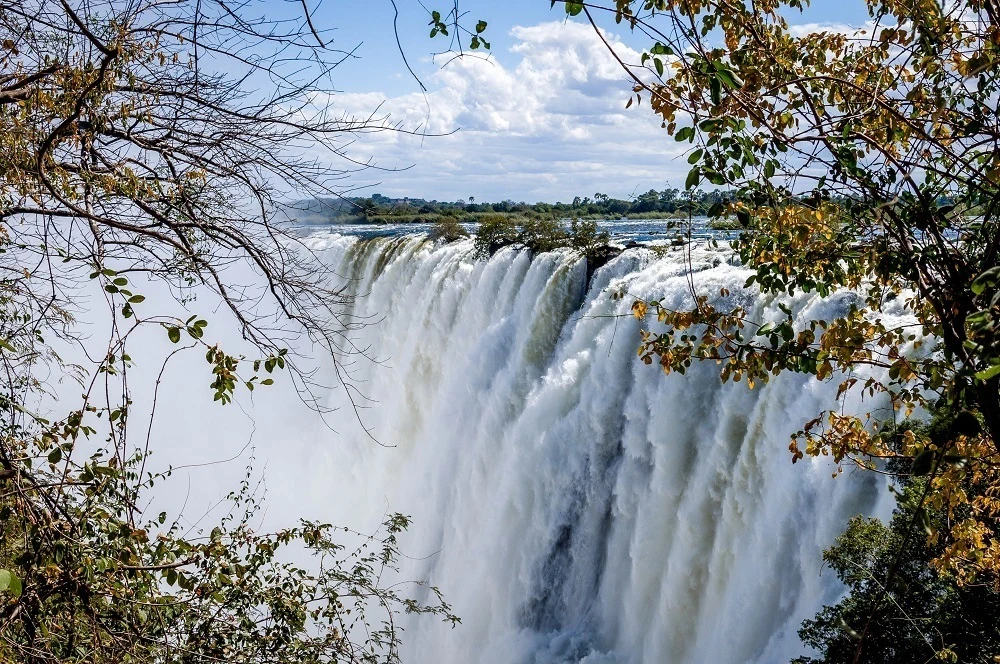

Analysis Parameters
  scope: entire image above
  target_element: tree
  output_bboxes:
[564,0,1000,604]
[0,1,457,661]
[793,416,1000,664]
[429,217,469,242]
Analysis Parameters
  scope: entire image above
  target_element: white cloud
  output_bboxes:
[787,22,873,38]
[320,21,688,202]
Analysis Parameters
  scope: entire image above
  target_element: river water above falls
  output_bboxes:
[303,232,899,664]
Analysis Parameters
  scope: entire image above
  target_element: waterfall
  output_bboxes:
[302,232,897,664]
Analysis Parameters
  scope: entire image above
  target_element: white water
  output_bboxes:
[301,233,897,664]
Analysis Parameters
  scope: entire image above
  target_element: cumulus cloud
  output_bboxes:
[322,21,687,202]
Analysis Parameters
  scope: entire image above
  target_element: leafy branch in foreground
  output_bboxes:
[575,0,1000,592]
[0,0,459,660]
[0,445,458,663]
[794,414,1000,664]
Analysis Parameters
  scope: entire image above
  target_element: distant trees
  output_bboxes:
[294,188,736,224]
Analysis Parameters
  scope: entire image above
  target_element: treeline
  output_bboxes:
[284,189,736,224]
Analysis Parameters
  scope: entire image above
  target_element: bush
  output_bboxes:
[519,218,569,253]
[568,219,611,256]
[793,414,1000,664]
[429,217,469,243]
[707,218,743,231]
[472,217,521,258]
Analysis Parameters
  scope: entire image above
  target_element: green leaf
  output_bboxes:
[167,327,181,344]
[972,266,1000,295]
[128,295,145,304]
[476,20,487,33]
[911,450,935,476]
[565,1,584,16]
[715,66,744,90]
[975,364,1000,381]
[0,569,21,596]
[917,506,935,536]
[48,447,62,464]
[685,167,701,190]
[688,149,703,164]
[710,76,722,105]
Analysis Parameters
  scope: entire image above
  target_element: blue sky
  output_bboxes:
[301,1,872,202]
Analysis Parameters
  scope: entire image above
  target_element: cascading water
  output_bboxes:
[303,232,899,664]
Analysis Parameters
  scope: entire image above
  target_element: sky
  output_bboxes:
[298,0,872,203]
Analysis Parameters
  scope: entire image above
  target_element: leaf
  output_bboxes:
[710,76,722,105]
[0,569,21,596]
[952,410,981,437]
[685,167,701,190]
[975,364,1000,381]
[715,66,744,90]
[167,327,180,344]
[565,1,584,16]
[917,506,935,537]
[910,450,935,476]
[688,149,703,164]
[476,20,487,33]
[972,266,1000,295]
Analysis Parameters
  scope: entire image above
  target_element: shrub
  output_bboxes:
[429,217,469,243]
[473,217,521,258]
